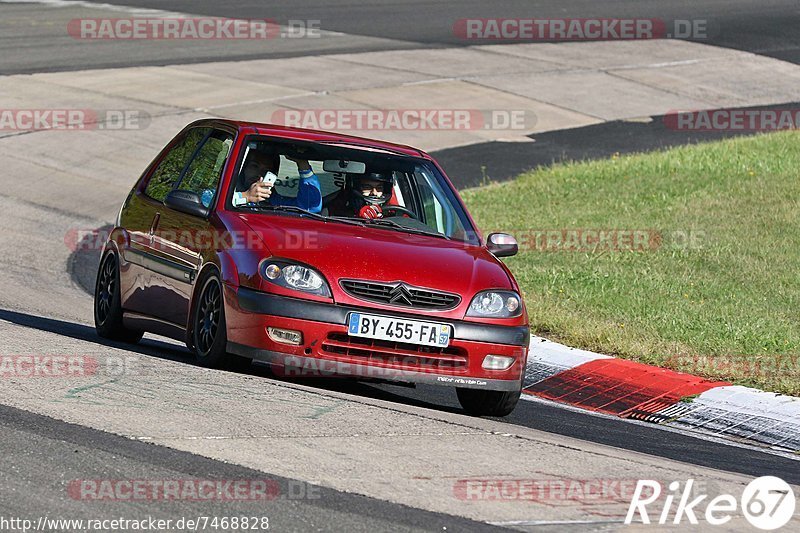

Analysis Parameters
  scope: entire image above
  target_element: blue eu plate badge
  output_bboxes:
[348,313,361,334]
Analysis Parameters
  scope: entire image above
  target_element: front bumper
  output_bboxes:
[227,287,529,391]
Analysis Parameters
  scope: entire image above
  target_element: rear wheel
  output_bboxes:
[94,252,143,343]
[456,387,521,417]
[192,272,233,368]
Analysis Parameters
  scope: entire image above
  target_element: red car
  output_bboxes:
[94,119,529,416]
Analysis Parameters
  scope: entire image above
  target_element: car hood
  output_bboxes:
[237,214,512,300]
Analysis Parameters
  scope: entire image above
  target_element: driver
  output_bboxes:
[347,172,394,219]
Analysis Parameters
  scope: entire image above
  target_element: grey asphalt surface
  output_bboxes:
[128,0,794,64]
[4,0,799,74]
[356,382,800,486]
[9,302,799,494]
[5,0,798,185]
[0,403,500,532]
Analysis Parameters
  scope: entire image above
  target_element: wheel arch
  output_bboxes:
[185,260,224,349]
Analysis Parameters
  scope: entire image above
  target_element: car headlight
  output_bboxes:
[260,260,332,298]
[466,290,522,318]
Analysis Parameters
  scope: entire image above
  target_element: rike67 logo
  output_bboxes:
[626,476,796,530]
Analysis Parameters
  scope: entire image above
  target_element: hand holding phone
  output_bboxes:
[244,172,277,204]
[261,171,277,187]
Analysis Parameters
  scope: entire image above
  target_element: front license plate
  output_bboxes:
[347,313,451,348]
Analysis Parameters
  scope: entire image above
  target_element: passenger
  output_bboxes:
[203,149,322,213]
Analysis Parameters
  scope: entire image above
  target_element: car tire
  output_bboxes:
[94,251,143,344]
[456,387,522,417]
[191,271,234,368]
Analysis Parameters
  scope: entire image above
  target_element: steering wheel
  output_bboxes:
[382,205,417,219]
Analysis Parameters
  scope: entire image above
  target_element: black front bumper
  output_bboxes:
[227,343,522,391]
[236,287,530,347]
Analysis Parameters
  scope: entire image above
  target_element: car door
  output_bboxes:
[119,127,210,320]
[149,128,235,328]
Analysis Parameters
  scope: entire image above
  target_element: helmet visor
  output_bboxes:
[355,174,392,204]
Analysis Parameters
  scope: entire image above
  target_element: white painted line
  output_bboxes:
[198,91,318,112]
[401,78,459,86]
[611,58,708,70]
[489,519,622,526]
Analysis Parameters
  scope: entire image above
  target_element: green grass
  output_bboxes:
[460,131,800,395]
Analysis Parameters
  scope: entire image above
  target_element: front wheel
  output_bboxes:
[191,272,233,368]
[94,252,143,344]
[456,387,521,417]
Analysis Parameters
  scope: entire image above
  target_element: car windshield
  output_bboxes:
[229,136,479,244]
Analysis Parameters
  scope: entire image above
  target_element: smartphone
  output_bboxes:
[261,171,277,187]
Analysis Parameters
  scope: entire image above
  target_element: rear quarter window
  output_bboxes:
[177,132,234,196]
[144,127,210,202]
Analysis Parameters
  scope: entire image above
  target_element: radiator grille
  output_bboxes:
[340,280,460,310]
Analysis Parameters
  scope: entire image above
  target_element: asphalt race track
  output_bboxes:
[4,0,800,183]
[0,403,499,532]
[3,0,799,72]
[1,1,799,531]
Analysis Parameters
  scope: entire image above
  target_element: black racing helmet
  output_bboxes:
[350,171,394,206]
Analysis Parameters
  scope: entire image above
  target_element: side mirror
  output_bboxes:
[487,233,518,257]
[165,190,210,218]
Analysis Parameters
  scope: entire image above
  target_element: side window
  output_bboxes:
[419,186,440,230]
[177,130,234,207]
[414,167,467,237]
[393,171,412,209]
[145,128,210,202]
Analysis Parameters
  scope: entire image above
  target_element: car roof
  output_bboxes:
[187,118,430,159]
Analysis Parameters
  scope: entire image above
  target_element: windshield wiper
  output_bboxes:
[361,218,451,240]
[256,205,329,220]
[241,204,364,226]
[326,215,371,227]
